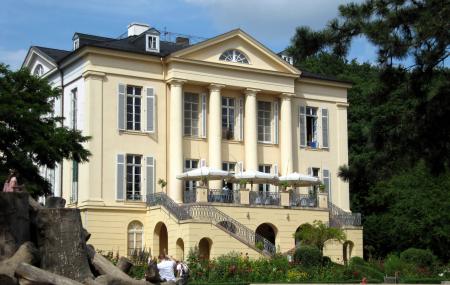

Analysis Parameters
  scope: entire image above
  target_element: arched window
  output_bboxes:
[33,64,44,76]
[219,49,249,64]
[128,221,143,256]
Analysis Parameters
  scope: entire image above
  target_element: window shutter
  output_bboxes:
[201,93,207,138]
[271,163,279,192]
[238,98,244,141]
[200,159,206,167]
[323,169,331,202]
[69,92,74,130]
[118,84,126,130]
[71,161,78,203]
[146,156,155,199]
[322,108,329,148]
[236,161,244,174]
[273,101,279,144]
[116,154,125,200]
[146,88,155,132]
[299,105,306,147]
[307,167,313,192]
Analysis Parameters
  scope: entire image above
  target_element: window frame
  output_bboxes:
[221,97,236,140]
[70,88,77,130]
[33,64,44,76]
[305,106,318,148]
[145,34,160,52]
[257,101,272,143]
[258,164,271,193]
[219,49,250,64]
[184,159,199,192]
[126,85,142,131]
[127,221,144,256]
[183,92,200,137]
[126,154,142,201]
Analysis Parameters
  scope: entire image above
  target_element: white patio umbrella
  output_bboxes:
[176,167,230,181]
[278,172,321,187]
[232,170,278,189]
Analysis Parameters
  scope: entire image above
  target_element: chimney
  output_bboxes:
[176,36,190,46]
[127,22,150,37]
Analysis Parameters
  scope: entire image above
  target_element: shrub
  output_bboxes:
[384,253,417,277]
[129,264,146,279]
[287,269,309,282]
[322,256,332,266]
[349,256,365,266]
[293,245,323,267]
[400,248,436,268]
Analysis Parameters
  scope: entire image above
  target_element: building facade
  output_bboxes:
[23,23,362,262]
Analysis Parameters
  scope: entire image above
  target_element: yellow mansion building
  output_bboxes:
[23,23,362,262]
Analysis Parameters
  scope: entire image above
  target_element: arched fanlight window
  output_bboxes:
[33,64,44,76]
[219,49,249,64]
[127,221,143,256]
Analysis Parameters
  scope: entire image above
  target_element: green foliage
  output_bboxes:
[0,64,90,196]
[129,265,146,279]
[293,245,323,267]
[255,241,264,250]
[400,248,437,268]
[349,256,365,267]
[294,221,346,252]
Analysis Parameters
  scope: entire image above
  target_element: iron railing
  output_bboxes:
[208,189,240,204]
[183,190,196,203]
[146,192,276,256]
[290,193,317,208]
[328,201,361,227]
[249,191,280,206]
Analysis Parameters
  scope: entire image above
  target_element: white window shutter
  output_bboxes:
[116,154,125,200]
[146,156,155,200]
[146,87,155,132]
[271,163,279,192]
[201,93,207,138]
[118,84,126,130]
[200,159,206,167]
[273,101,279,144]
[322,108,329,149]
[299,105,306,147]
[238,98,244,141]
[236,161,244,174]
[307,167,313,192]
[323,169,331,202]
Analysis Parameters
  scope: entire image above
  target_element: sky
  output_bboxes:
[0,0,377,70]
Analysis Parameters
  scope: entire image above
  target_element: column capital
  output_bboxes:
[280,92,295,100]
[244,88,260,97]
[82,70,106,80]
[168,78,187,87]
[209,83,226,92]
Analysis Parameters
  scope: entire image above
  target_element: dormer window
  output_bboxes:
[73,38,79,50]
[33,64,44,76]
[219,49,249,64]
[281,54,293,65]
[146,34,160,52]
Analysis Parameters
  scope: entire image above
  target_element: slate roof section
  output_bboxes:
[300,70,353,84]
[33,46,71,63]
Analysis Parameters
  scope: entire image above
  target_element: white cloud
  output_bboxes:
[0,48,27,70]
[184,0,357,51]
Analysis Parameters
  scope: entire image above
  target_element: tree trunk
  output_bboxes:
[0,242,38,281]
[36,208,93,282]
[0,192,30,261]
[116,257,133,274]
[45,197,66,208]
[14,262,84,285]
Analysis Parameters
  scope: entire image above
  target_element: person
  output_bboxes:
[2,169,22,192]
[156,254,176,282]
[176,260,189,285]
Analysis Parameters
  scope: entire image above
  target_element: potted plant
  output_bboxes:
[238,179,248,190]
[199,177,208,188]
[279,181,290,192]
[318,183,326,193]
[157,179,167,193]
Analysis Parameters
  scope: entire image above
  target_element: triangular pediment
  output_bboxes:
[22,47,57,76]
[170,29,300,75]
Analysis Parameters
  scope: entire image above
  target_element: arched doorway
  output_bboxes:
[153,222,168,257]
[198,237,212,260]
[294,223,314,247]
[218,221,237,234]
[176,238,185,261]
[343,240,354,265]
[256,223,277,245]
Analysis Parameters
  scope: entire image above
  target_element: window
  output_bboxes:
[126,85,142,131]
[70,88,77,130]
[222,97,235,140]
[219,49,249,64]
[309,167,320,196]
[306,107,318,148]
[73,38,79,50]
[126,155,142,201]
[33,64,44,76]
[71,161,78,203]
[184,93,199,137]
[257,101,272,143]
[222,162,236,190]
[258,165,271,193]
[146,34,160,52]
[185,159,199,192]
[281,54,293,65]
[127,221,143,256]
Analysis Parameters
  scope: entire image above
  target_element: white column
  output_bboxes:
[280,93,294,175]
[168,79,186,203]
[337,103,350,211]
[244,89,259,173]
[208,84,225,190]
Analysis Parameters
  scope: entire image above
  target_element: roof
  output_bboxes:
[300,70,353,84]
[33,46,71,62]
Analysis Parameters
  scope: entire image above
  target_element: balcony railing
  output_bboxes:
[328,201,362,227]
[249,191,281,206]
[290,192,317,208]
[183,190,196,203]
[208,189,240,204]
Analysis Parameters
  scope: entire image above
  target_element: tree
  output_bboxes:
[0,64,90,196]
[294,220,346,253]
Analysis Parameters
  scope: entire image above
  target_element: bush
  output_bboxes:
[322,256,332,266]
[400,248,436,268]
[349,256,365,266]
[383,254,417,277]
[293,245,323,267]
[129,264,146,279]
